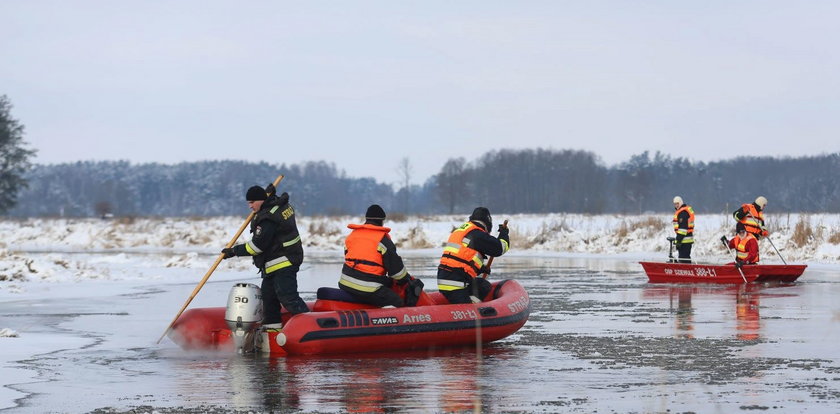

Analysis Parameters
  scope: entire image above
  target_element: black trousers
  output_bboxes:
[677,243,692,263]
[339,284,404,308]
[439,269,492,304]
[261,266,309,324]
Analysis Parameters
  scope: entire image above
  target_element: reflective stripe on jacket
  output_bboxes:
[735,203,765,237]
[344,224,389,276]
[734,233,759,263]
[438,222,486,290]
[248,196,303,275]
[339,224,407,293]
[672,204,695,244]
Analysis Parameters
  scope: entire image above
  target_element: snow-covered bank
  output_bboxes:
[2,213,840,286]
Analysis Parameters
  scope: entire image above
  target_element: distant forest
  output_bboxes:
[6,149,840,218]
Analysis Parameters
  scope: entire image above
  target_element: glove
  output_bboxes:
[762,229,769,237]
[498,224,509,238]
[735,260,743,269]
[395,274,410,286]
[479,265,491,276]
[720,235,728,244]
[408,278,424,295]
[265,183,276,197]
[221,248,235,259]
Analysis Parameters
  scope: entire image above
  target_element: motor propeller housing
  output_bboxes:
[224,283,263,353]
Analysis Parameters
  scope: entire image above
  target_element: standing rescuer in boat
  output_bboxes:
[221,184,310,333]
[733,196,769,240]
[339,204,424,307]
[724,223,760,268]
[438,207,510,304]
[671,196,695,263]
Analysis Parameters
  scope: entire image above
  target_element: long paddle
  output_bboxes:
[765,235,787,265]
[481,219,509,279]
[720,235,748,283]
[156,174,285,344]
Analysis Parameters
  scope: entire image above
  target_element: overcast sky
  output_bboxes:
[2,1,838,184]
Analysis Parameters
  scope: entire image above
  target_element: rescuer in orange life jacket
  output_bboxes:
[438,207,510,304]
[724,223,760,268]
[339,204,424,307]
[733,196,769,240]
[671,196,695,263]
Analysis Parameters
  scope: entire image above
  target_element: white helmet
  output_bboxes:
[672,196,683,205]
[755,196,767,209]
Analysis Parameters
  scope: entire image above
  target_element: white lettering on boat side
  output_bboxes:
[662,267,718,277]
[403,314,432,323]
[507,296,529,314]
[450,310,477,320]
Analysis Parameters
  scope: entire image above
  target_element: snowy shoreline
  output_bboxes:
[2,213,840,287]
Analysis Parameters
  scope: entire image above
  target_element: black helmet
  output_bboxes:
[469,207,492,230]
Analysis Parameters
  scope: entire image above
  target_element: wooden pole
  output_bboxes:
[156,174,285,344]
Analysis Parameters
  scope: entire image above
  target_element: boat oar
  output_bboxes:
[765,235,787,265]
[720,235,748,283]
[481,220,509,279]
[156,174,285,344]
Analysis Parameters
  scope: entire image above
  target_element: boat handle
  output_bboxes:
[316,318,340,328]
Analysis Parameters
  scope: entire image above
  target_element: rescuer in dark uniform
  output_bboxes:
[222,184,309,326]
[339,204,423,307]
[437,207,509,304]
[672,196,695,263]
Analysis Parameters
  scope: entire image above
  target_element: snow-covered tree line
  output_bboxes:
[5,150,840,218]
[437,149,840,215]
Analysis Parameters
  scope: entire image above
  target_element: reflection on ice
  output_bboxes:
[168,348,495,413]
[643,282,805,344]
[736,287,761,341]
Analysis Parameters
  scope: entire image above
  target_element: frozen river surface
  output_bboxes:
[2,253,840,413]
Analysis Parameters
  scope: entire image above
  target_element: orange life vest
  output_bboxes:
[343,224,390,276]
[439,222,487,279]
[737,203,765,237]
[672,205,695,243]
[734,233,759,263]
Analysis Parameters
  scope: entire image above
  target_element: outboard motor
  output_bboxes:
[225,283,263,354]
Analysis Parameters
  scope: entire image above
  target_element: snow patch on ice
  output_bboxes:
[0,328,18,338]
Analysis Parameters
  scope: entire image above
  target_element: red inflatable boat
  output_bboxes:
[168,279,530,355]
[640,261,807,284]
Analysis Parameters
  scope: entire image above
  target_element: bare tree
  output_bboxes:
[395,157,413,213]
